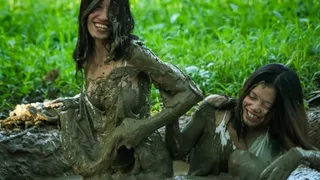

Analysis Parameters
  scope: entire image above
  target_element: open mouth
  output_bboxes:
[245,109,261,122]
[94,22,108,30]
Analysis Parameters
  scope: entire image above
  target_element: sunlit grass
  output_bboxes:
[0,0,319,115]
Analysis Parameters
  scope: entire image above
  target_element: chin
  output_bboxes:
[88,29,110,41]
[243,118,264,128]
[93,35,109,40]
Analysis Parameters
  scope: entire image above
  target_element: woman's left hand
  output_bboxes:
[259,147,303,180]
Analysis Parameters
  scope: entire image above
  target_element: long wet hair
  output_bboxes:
[219,63,315,150]
[73,0,136,71]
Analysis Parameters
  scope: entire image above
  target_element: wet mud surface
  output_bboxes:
[0,127,75,180]
[0,108,319,179]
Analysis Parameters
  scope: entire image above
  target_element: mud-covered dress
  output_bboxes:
[59,40,203,179]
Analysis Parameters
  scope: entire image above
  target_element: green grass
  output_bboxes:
[0,0,320,116]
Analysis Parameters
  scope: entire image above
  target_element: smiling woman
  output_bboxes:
[56,0,203,179]
[166,63,320,180]
[0,0,202,179]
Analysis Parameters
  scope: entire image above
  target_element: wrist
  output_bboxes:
[292,147,311,167]
[292,147,304,160]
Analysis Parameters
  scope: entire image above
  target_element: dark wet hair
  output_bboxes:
[73,0,137,71]
[220,63,315,150]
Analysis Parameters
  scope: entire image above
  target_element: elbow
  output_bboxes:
[182,77,203,106]
[177,88,202,111]
[193,88,204,102]
[171,84,203,114]
[187,84,204,106]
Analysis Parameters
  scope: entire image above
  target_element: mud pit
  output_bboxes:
[0,108,319,180]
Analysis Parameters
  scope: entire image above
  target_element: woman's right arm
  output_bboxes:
[259,147,320,180]
[165,95,227,160]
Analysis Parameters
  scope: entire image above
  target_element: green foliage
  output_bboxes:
[0,0,319,114]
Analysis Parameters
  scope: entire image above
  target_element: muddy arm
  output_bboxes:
[165,101,212,159]
[166,95,229,159]
[121,41,203,147]
[41,94,81,122]
[259,147,320,180]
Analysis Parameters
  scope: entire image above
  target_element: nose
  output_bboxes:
[251,102,262,113]
[98,6,108,20]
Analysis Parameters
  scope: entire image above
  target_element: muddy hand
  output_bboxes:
[44,95,80,109]
[85,121,140,174]
[43,101,63,109]
[112,118,146,149]
[259,147,303,180]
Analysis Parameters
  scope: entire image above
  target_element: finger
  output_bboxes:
[267,167,285,180]
[51,102,63,108]
[260,167,273,180]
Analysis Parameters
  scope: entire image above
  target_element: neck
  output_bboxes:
[247,126,268,136]
[93,39,109,64]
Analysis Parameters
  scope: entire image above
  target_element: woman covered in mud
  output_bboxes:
[57,0,203,179]
[166,63,320,180]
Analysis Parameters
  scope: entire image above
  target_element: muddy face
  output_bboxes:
[242,84,276,128]
[87,0,111,40]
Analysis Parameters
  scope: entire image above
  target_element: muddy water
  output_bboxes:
[172,161,239,180]
[47,161,320,179]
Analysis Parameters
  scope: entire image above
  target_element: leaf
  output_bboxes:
[273,10,283,19]
[299,18,309,23]
[170,13,180,23]
[230,3,238,12]
[199,69,210,78]
[206,62,215,68]
[185,66,199,74]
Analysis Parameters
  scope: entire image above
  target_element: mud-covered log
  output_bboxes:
[0,127,77,180]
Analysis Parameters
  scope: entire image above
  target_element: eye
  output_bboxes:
[96,5,103,10]
[263,103,272,110]
[92,2,103,11]
[248,91,257,99]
